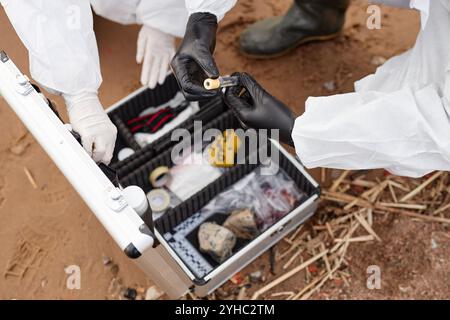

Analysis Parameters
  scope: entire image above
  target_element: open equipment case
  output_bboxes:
[0,51,321,299]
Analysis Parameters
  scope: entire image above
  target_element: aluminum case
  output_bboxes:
[0,51,320,299]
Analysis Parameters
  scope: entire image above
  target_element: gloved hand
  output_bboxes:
[171,12,220,101]
[224,73,296,146]
[63,92,117,164]
[137,25,176,89]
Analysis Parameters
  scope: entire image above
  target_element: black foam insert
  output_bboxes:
[119,109,241,193]
[119,109,319,237]
[112,83,320,280]
[156,152,318,235]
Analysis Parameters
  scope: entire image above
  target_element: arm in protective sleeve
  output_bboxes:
[184,0,237,20]
[292,86,450,178]
[2,0,102,96]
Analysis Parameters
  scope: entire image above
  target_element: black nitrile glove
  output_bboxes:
[171,12,220,101]
[224,72,296,146]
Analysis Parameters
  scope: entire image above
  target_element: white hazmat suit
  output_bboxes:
[293,0,450,178]
[1,0,236,164]
[0,0,236,96]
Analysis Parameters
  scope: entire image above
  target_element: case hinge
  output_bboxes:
[15,74,33,96]
[105,187,128,212]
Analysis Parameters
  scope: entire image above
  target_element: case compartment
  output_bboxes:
[107,74,227,174]
[119,110,320,284]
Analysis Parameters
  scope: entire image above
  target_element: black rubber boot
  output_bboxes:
[239,0,350,58]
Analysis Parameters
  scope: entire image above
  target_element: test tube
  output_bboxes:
[204,76,240,90]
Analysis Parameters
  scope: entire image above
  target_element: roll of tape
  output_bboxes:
[204,78,221,90]
[149,166,170,188]
[146,189,170,213]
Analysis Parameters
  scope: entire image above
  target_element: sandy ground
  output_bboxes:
[0,0,448,299]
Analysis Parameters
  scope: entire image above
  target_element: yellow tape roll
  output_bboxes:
[149,166,170,188]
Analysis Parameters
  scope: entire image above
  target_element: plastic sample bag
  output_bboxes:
[199,167,307,231]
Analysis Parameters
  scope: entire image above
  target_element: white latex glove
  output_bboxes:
[136,25,175,89]
[63,92,117,164]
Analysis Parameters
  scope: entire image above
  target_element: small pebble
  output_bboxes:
[249,270,263,283]
[399,285,411,293]
[145,286,164,300]
[431,238,438,249]
[102,256,112,266]
[123,288,137,300]
[10,142,29,156]
[323,81,336,92]
[371,56,387,66]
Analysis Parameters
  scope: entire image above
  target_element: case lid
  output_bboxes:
[0,51,154,259]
